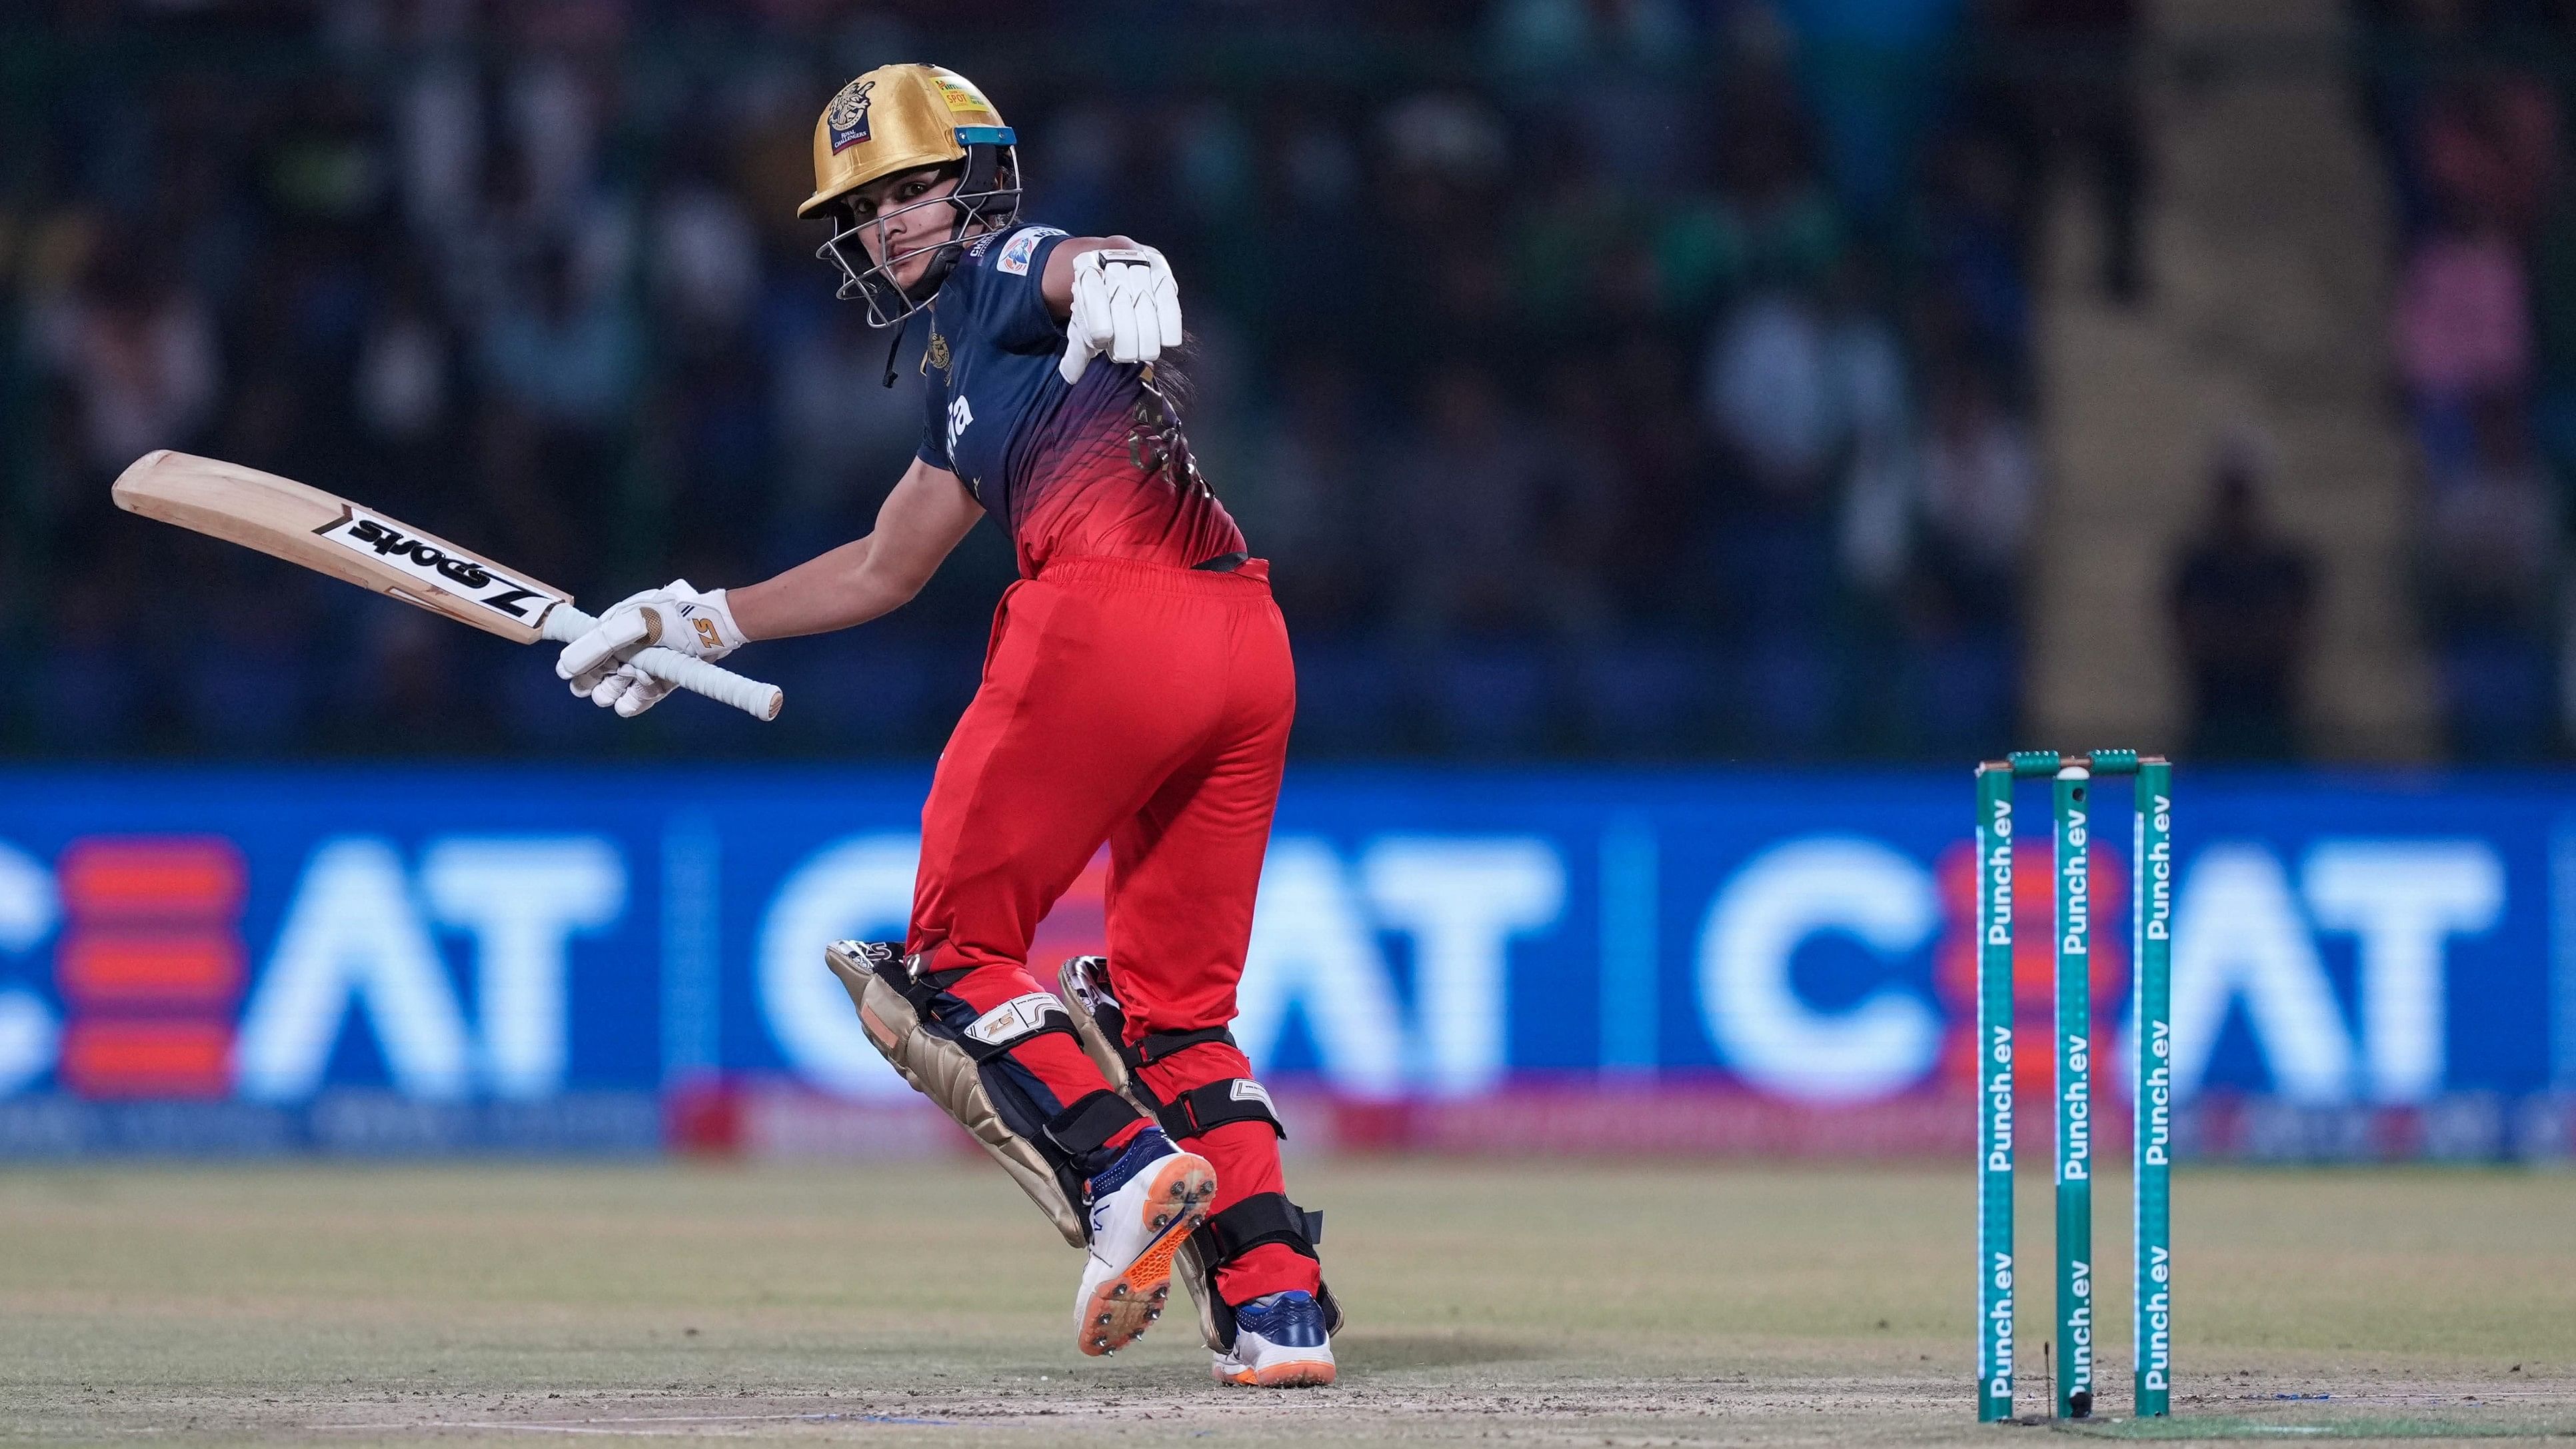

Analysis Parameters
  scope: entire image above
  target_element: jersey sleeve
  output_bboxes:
[956,226,1071,353]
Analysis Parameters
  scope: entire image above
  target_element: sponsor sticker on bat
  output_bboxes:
[313,507,565,622]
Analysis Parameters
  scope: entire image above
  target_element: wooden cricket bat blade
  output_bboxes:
[111,450,784,721]
[113,449,568,644]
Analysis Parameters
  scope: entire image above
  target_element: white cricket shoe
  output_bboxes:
[1211,1289,1337,1387]
[1072,1129,1215,1356]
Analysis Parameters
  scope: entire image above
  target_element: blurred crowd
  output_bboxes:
[2358,0,2576,760]
[1,0,2127,760]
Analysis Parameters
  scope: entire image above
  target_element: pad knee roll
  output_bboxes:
[827,940,1142,1249]
[1058,954,1276,1142]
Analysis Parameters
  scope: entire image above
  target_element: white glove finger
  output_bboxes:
[1059,333,1098,385]
[1132,292,1166,362]
[556,607,656,681]
[614,671,675,718]
[1062,269,1105,382]
[589,669,635,711]
[1137,250,1182,349]
[1110,287,1144,363]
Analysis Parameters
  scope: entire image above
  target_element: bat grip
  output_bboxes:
[543,607,784,722]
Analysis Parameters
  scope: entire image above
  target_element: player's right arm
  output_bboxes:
[728,456,983,640]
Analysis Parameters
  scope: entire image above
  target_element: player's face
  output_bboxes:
[847,167,965,290]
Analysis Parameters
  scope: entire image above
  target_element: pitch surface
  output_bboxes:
[3,1161,2571,1445]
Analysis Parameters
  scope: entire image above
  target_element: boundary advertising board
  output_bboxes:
[1,767,2571,1158]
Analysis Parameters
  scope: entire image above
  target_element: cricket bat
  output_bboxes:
[111,450,784,721]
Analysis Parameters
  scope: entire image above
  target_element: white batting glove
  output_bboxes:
[1058,246,1183,385]
[575,661,675,719]
[556,581,748,718]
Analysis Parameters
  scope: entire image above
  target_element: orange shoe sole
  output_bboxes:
[1216,1356,1337,1388]
[1076,1155,1214,1357]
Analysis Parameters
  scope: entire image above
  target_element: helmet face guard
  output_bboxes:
[814,143,1020,328]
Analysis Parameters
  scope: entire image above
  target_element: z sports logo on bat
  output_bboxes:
[313,508,565,622]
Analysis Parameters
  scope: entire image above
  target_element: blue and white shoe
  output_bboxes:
[1072,1129,1215,1356]
[1211,1290,1337,1387]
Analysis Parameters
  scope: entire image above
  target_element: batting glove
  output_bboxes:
[1059,246,1183,385]
[556,580,748,718]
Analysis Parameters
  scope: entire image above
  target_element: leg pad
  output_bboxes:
[828,940,1142,1249]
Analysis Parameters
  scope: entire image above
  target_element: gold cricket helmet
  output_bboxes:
[798,63,1014,219]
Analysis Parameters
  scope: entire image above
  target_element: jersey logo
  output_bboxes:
[825,79,874,153]
[946,395,974,455]
[924,329,950,373]
[994,227,1064,277]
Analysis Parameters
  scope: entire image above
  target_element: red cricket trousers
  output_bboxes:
[907,554,1316,1302]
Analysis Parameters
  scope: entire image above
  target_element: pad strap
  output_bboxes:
[1046,1090,1144,1158]
[893,948,972,996]
[1196,1191,1322,1265]
[1156,1078,1285,1142]
[1130,1025,1237,1069]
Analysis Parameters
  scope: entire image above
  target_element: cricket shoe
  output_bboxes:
[1211,1290,1337,1387]
[1073,1128,1215,1356]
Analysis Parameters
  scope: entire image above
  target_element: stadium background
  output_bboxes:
[5,0,2576,1166]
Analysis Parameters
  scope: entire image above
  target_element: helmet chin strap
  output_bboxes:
[875,206,976,389]
[880,313,909,389]
[899,197,980,301]
[878,198,1008,387]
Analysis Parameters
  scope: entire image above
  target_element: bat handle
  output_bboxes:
[543,607,784,722]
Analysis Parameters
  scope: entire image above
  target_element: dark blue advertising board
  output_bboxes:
[1,766,2569,1158]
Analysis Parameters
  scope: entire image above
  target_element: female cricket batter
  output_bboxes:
[554,64,1336,1387]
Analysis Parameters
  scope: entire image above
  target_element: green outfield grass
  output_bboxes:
[2,1160,2571,1446]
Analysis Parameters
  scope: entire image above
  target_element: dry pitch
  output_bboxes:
[3,1160,2572,1446]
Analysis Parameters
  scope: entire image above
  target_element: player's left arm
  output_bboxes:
[726,455,985,640]
[1044,235,1184,384]
[554,457,982,716]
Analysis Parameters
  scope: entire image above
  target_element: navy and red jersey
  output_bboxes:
[914,223,1245,577]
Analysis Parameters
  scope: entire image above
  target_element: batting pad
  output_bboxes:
[826,940,1088,1248]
